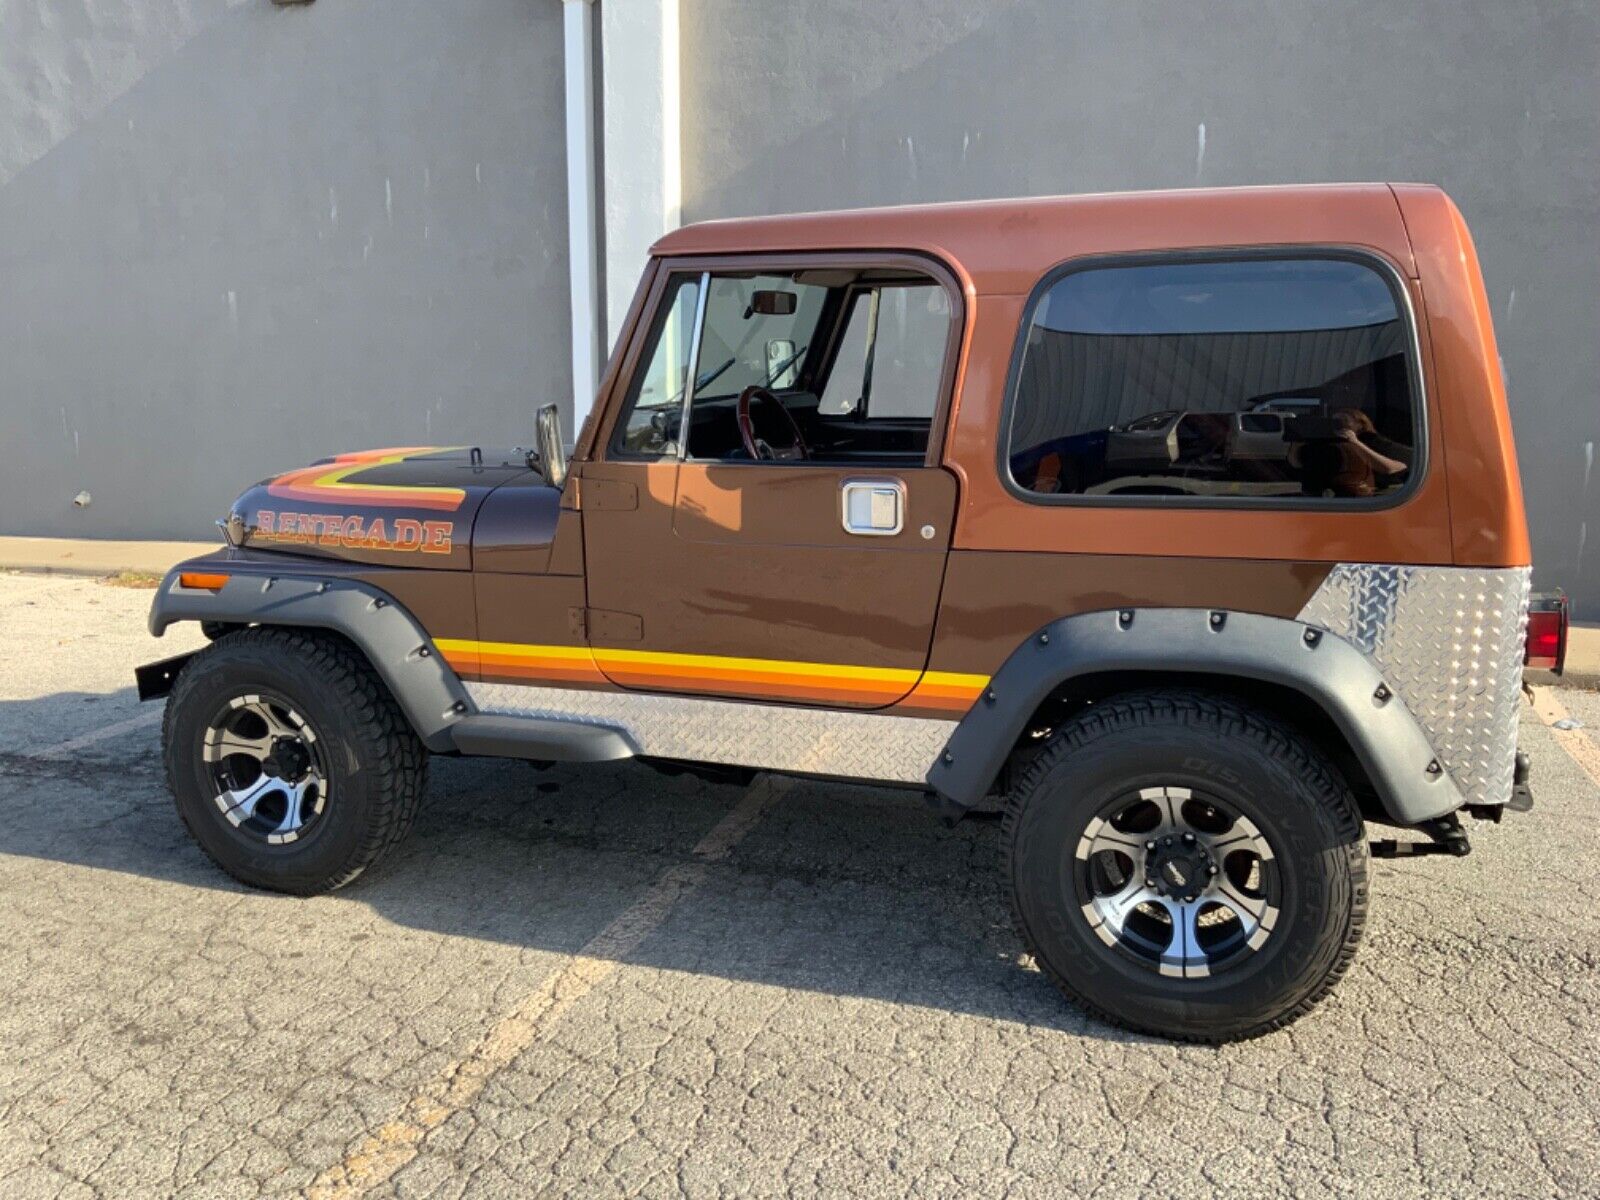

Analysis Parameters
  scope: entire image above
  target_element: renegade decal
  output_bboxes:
[431,638,989,713]
[254,510,454,555]
[266,447,468,512]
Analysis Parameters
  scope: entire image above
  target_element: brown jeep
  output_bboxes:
[140,184,1561,1041]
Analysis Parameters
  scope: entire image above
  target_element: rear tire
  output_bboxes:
[163,627,427,895]
[1004,689,1368,1042]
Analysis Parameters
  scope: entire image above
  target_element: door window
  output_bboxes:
[609,265,956,466]
[820,285,951,420]
[692,275,831,403]
[612,275,701,458]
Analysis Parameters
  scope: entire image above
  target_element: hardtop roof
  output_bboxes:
[652,183,1427,292]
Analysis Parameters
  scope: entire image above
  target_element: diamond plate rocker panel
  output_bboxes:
[464,682,958,783]
[1298,564,1531,807]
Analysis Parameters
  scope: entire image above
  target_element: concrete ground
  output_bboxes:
[0,570,1597,1200]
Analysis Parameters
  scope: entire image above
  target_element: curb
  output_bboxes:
[1528,669,1599,692]
[4,535,1599,692]
[0,535,214,579]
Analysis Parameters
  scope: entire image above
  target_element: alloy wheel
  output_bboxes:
[201,694,330,845]
[1075,785,1280,979]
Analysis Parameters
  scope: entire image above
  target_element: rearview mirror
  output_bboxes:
[537,403,568,488]
[747,289,797,317]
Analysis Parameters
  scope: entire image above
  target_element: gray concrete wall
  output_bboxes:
[0,0,570,541]
[682,0,1600,615]
[3,0,1595,616]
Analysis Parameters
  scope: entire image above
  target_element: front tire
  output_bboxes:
[1004,690,1368,1042]
[163,627,427,895]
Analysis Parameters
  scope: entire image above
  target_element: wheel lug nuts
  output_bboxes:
[1182,832,1196,844]
[1207,864,1219,876]
[1145,840,1156,851]
[1163,836,1173,846]
[1144,877,1156,888]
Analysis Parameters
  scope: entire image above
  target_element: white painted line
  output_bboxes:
[1530,687,1600,790]
[307,776,785,1199]
[25,709,162,760]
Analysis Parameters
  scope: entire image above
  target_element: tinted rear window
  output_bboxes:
[1006,256,1420,503]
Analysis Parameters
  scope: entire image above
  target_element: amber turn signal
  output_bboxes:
[178,572,231,592]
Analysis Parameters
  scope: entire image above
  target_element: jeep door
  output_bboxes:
[580,256,961,709]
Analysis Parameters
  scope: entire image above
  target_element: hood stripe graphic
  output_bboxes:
[266,447,468,512]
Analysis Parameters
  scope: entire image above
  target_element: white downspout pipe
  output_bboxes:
[602,0,681,352]
[562,0,601,431]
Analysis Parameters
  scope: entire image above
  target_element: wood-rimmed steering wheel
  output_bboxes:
[736,385,809,461]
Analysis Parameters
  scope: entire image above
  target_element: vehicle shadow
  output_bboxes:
[0,687,1122,1040]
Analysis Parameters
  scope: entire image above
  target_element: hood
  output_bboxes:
[228,446,541,570]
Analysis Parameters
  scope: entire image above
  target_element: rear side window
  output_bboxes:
[1005,255,1421,503]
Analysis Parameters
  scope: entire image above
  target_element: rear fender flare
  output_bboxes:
[924,607,1464,826]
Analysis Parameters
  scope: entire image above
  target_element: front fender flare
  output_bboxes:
[924,608,1464,826]
[150,567,471,752]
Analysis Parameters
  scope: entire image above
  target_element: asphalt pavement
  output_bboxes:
[1,570,1596,1199]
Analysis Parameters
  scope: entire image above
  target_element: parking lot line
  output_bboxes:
[24,709,163,759]
[306,776,786,1200]
[1531,686,1600,788]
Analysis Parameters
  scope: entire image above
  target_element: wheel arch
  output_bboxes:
[926,608,1463,826]
[148,564,470,752]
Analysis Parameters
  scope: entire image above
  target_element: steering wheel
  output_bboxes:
[736,385,809,461]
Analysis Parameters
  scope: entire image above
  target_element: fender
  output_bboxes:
[924,608,1466,826]
[149,566,474,752]
[148,564,640,763]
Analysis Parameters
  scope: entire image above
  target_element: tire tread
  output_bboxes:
[1002,688,1369,1042]
[163,626,427,894]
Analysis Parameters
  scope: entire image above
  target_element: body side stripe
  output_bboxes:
[432,638,990,713]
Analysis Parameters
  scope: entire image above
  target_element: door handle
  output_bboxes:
[840,478,905,537]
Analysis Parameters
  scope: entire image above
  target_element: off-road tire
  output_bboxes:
[1003,689,1368,1042]
[163,627,427,895]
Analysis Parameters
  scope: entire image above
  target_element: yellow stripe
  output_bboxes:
[595,647,921,684]
[917,670,991,691]
[431,639,989,692]
[303,448,467,502]
[436,639,596,662]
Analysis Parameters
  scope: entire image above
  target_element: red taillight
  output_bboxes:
[1526,592,1569,673]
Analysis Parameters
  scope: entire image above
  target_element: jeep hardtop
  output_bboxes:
[140,184,1562,1041]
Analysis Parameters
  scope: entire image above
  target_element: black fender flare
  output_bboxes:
[148,564,639,763]
[149,567,473,752]
[924,607,1464,826]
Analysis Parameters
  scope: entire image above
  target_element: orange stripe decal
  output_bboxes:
[434,639,989,712]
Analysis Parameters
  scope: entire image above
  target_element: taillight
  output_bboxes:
[1526,592,1569,673]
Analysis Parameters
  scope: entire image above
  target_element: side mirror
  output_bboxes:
[537,403,568,489]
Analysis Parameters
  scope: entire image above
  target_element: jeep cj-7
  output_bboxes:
[139,185,1567,1042]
